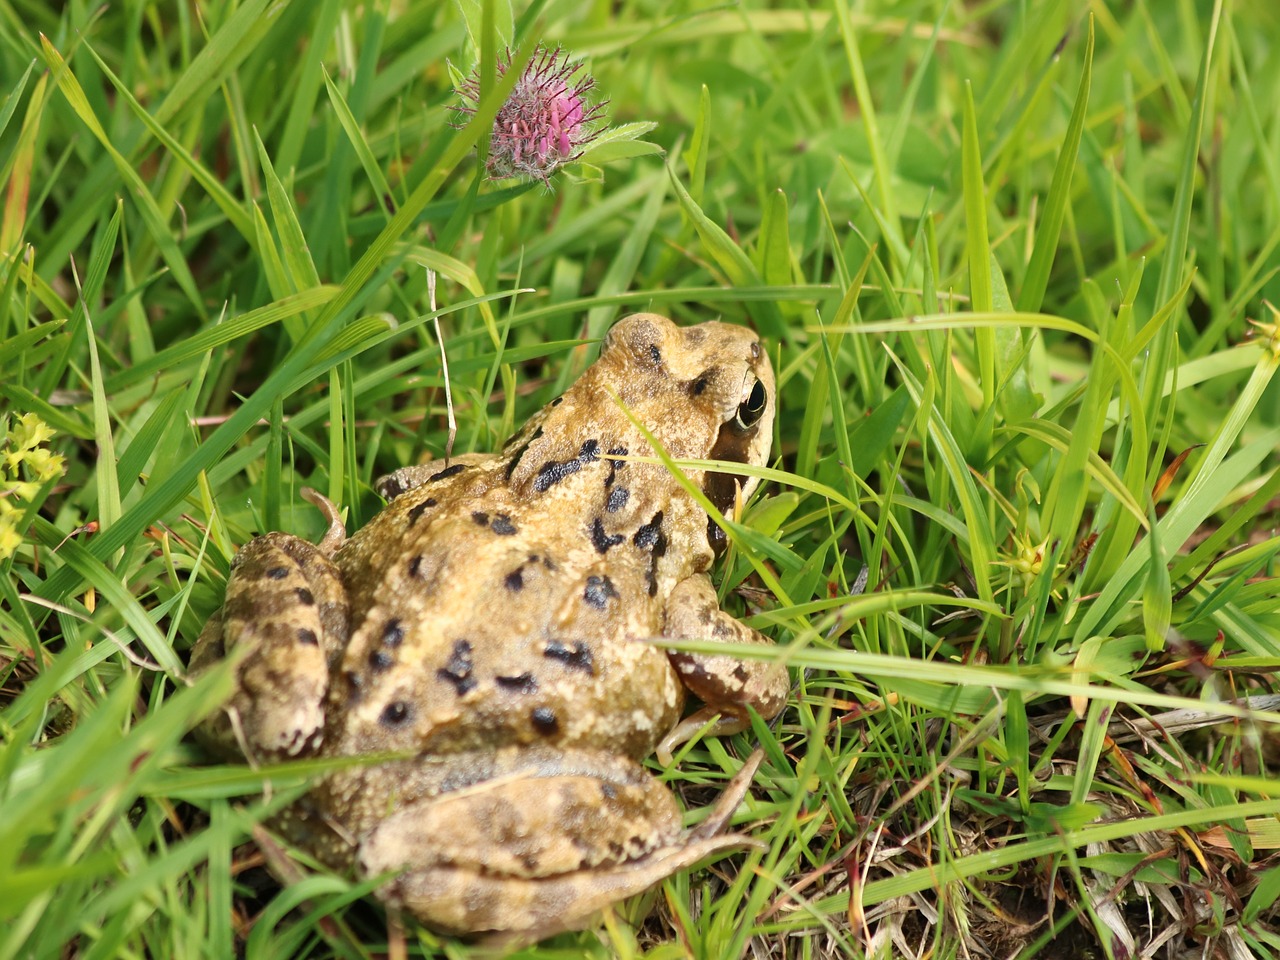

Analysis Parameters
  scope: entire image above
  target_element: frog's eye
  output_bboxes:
[735,378,768,429]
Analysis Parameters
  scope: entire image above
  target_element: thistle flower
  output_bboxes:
[456,45,607,184]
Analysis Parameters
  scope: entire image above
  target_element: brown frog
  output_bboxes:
[191,313,789,940]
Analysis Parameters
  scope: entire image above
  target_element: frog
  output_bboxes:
[190,313,789,941]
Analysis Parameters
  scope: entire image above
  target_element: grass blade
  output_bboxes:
[1017,16,1093,313]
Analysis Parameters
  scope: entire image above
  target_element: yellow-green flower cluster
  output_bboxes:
[1,413,66,561]
[995,530,1063,599]
[1002,531,1050,594]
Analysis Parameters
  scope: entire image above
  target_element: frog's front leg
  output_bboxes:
[658,574,789,764]
[191,496,350,762]
[356,747,762,942]
[374,452,500,500]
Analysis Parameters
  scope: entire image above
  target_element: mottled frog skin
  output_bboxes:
[192,314,788,940]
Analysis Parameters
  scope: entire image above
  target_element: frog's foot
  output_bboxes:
[358,748,764,942]
[190,531,349,761]
[300,487,347,555]
[659,574,789,763]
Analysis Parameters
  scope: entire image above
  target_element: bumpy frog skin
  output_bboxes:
[191,314,789,941]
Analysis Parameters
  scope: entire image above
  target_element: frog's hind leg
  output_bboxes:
[190,531,349,761]
[358,748,764,942]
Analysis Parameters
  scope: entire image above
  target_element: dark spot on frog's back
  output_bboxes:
[407,554,424,577]
[437,639,476,695]
[297,628,318,646]
[345,670,364,703]
[296,588,315,605]
[382,618,404,646]
[266,566,289,580]
[368,648,393,671]
[690,375,710,396]
[531,706,559,735]
[649,344,661,365]
[606,487,629,512]
[426,463,468,483]
[380,701,412,727]
[544,639,594,675]
[504,569,524,591]
[490,514,517,536]
[471,511,489,526]
[407,497,437,525]
[532,439,600,492]
[604,446,628,488]
[583,575,619,610]
[590,517,624,553]
[496,672,538,694]
[633,512,666,552]
[633,512,668,596]
[378,474,407,499]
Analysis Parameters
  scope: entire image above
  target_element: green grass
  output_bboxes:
[3,0,1280,957]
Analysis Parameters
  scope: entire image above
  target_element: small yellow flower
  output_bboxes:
[0,413,66,562]
[25,447,65,482]
[11,413,55,452]
[8,480,41,501]
[0,517,21,561]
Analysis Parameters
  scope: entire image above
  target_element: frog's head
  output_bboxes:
[598,313,775,515]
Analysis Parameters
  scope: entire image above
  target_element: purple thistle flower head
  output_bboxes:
[456,45,607,184]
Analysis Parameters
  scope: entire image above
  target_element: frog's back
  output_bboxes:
[328,451,704,761]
